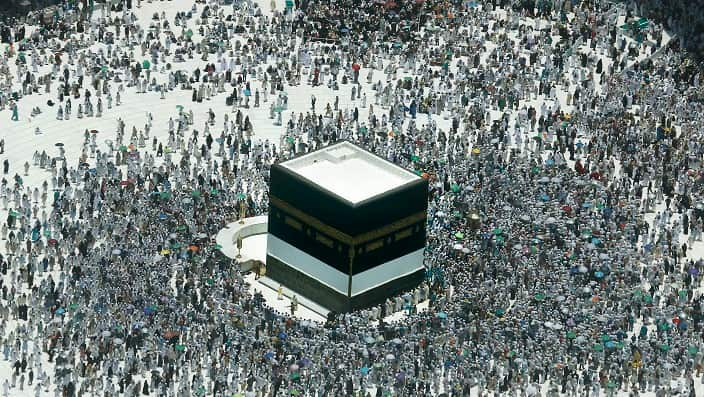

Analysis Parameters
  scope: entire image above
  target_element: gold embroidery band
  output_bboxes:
[269,195,426,246]
[284,216,303,231]
[270,195,354,243]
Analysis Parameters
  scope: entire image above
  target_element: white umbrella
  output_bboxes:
[385,353,395,360]
[392,338,402,345]
[102,330,111,337]
[453,243,463,250]
[290,364,299,371]
[461,247,470,254]
[526,384,538,396]
[545,217,557,224]
[113,338,124,345]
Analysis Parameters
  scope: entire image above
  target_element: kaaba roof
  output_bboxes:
[280,141,419,204]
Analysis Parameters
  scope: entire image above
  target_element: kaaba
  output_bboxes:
[266,141,428,312]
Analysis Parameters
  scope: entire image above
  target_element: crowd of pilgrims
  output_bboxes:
[0,0,702,395]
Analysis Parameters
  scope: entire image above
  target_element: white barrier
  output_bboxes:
[215,215,268,271]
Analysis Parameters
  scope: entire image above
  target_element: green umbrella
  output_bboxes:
[119,145,127,152]
[600,334,610,343]
[185,29,193,38]
[191,190,201,198]
[493,228,502,235]
[689,346,698,355]
[454,232,464,240]
[450,184,460,193]
[411,155,419,162]
[290,372,300,381]
[534,293,545,301]
[606,381,616,389]
[211,188,218,195]
[495,308,505,316]
[69,303,79,310]
[206,279,214,286]
[237,193,247,200]
[214,244,223,250]
[660,344,670,352]
[593,344,603,351]
[176,225,186,232]
[160,191,171,199]
[171,243,181,249]
[176,105,184,111]
[566,331,576,339]
[142,60,150,70]
[175,344,186,351]
[679,289,687,298]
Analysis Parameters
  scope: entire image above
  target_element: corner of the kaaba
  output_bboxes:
[349,267,426,311]
[0,0,62,20]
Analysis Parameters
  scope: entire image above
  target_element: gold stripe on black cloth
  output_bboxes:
[269,195,427,246]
